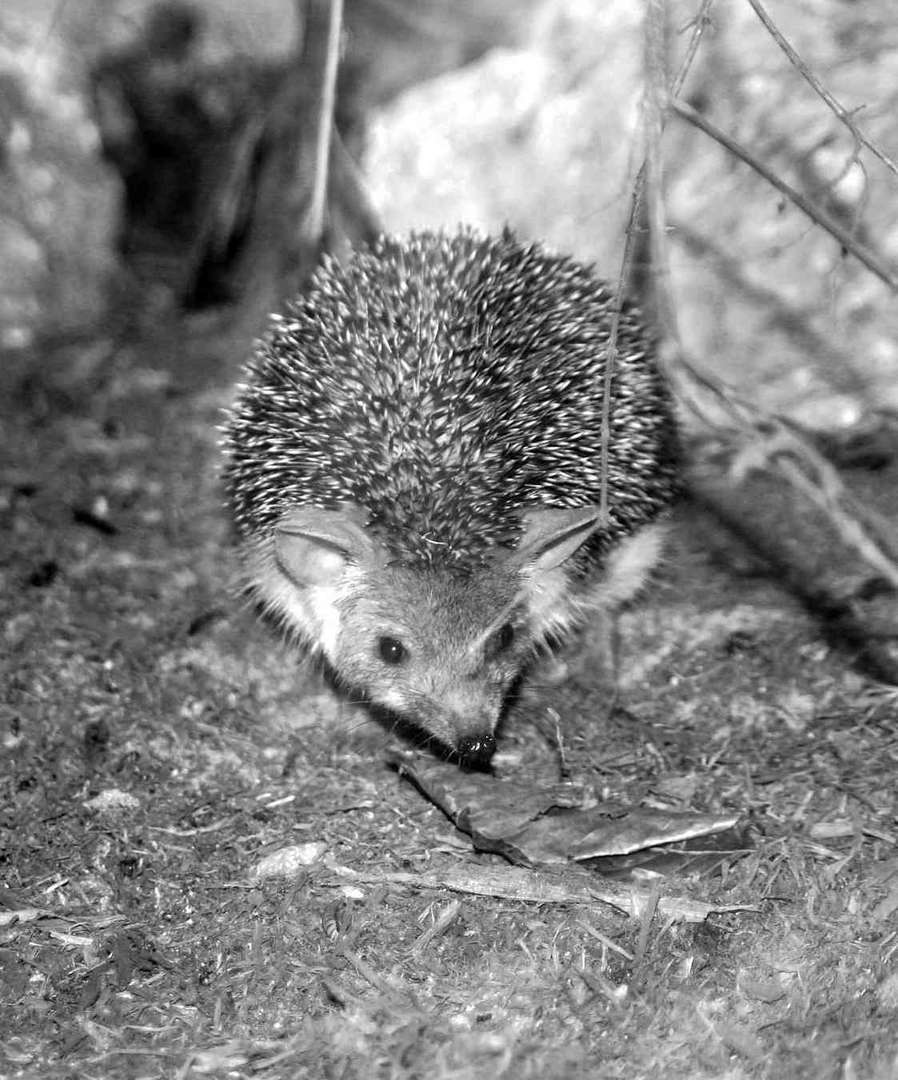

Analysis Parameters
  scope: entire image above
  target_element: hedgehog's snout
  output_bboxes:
[455,732,497,772]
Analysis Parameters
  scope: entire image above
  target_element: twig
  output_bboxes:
[330,129,384,243]
[612,3,898,595]
[303,0,344,246]
[671,0,716,98]
[600,0,715,523]
[745,0,898,180]
[776,454,898,580]
[639,78,898,593]
[632,880,662,975]
[643,0,678,339]
[669,97,898,292]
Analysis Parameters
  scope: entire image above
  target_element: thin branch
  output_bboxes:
[671,0,716,98]
[600,0,715,523]
[643,0,678,340]
[330,130,384,243]
[303,0,344,246]
[669,97,898,292]
[641,82,898,588]
[609,3,898,594]
[745,0,898,180]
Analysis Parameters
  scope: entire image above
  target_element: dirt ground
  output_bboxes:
[2,309,898,1080]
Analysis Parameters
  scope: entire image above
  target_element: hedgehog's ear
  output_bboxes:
[514,506,604,572]
[274,506,382,587]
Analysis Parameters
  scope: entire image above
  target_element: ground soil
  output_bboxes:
[2,311,898,1079]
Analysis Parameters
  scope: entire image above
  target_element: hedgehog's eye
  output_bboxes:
[378,636,407,665]
[486,622,515,659]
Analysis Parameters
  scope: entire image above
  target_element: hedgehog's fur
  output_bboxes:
[224,228,678,765]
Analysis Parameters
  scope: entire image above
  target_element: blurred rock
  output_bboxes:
[0,12,117,347]
[366,0,898,426]
[367,0,645,279]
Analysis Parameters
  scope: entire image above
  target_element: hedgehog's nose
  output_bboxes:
[456,733,496,772]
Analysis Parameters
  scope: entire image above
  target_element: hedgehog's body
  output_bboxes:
[225,229,678,766]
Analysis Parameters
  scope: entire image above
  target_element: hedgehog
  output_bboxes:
[224,228,678,768]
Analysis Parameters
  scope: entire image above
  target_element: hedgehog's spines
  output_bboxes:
[224,227,677,572]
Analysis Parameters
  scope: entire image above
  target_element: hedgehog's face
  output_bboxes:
[329,564,534,769]
[245,503,606,769]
